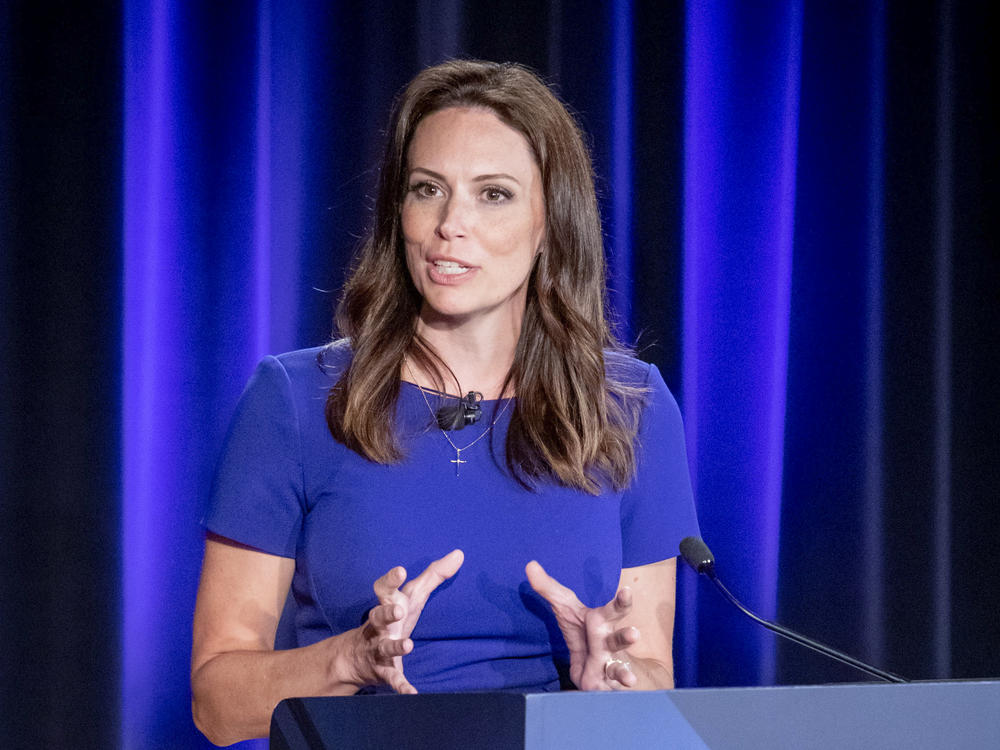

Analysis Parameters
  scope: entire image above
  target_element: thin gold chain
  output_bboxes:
[404,360,513,475]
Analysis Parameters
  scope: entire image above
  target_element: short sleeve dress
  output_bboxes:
[204,342,700,692]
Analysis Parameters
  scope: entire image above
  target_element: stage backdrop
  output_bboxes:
[1,1,996,748]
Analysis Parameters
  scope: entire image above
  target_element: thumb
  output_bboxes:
[525,560,581,608]
[524,560,551,593]
[434,548,465,580]
[402,549,465,603]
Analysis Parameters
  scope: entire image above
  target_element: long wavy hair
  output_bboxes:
[326,59,644,494]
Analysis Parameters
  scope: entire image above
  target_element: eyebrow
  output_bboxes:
[409,167,522,185]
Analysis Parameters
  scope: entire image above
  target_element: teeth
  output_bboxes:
[433,260,470,275]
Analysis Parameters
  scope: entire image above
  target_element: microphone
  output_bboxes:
[435,391,483,431]
[679,536,907,683]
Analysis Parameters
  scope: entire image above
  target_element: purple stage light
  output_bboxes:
[682,0,803,687]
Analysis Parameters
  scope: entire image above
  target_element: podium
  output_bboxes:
[271,680,1000,749]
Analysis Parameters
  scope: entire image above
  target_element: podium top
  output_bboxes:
[271,680,1000,750]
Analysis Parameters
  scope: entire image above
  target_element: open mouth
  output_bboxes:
[432,260,471,275]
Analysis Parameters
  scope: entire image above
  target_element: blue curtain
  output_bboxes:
[682,0,802,687]
[2,1,997,747]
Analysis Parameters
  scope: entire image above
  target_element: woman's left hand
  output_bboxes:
[525,560,640,690]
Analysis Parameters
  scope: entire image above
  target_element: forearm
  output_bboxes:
[192,629,361,746]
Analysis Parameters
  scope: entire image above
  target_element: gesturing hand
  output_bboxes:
[525,560,639,691]
[348,549,464,694]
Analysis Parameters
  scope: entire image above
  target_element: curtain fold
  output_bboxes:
[683,0,803,687]
[779,0,888,682]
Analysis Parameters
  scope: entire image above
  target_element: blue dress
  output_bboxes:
[204,343,699,692]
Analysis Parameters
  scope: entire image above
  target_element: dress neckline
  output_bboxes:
[399,380,513,405]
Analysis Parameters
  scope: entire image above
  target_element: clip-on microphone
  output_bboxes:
[435,391,483,431]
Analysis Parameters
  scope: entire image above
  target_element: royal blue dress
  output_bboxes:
[204,342,699,692]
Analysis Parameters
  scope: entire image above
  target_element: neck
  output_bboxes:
[408,309,521,400]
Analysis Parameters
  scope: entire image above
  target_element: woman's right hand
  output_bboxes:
[342,548,464,694]
[191,541,464,744]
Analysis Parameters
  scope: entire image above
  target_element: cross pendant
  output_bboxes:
[450,450,466,476]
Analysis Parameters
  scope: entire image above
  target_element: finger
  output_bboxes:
[396,680,418,695]
[525,560,584,610]
[595,586,633,621]
[400,549,464,603]
[376,637,413,660]
[368,602,405,630]
[612,586,633,613]
[377,666,418,695]
[605,659,638,688]
[605,625,640,653]
[373,565,407,602]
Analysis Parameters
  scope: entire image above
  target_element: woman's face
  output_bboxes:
[401,106,545,332]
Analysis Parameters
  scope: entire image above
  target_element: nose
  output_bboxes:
[436,196,469,240]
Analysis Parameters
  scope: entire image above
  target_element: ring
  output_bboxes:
[604,657,631,681]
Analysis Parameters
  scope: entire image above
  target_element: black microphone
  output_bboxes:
[435,391,483,431]
[679,536,907,683]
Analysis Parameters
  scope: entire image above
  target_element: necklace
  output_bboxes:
[404,362,513,476]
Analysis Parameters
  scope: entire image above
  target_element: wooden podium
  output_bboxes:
[270,680,1000,749]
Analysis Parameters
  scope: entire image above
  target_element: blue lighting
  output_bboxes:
[683,0,803,686]
[123,2,329,745]
[119,1,826,741]
[122,1,175,744]
[254,0,273,358]
[123,2,262,746]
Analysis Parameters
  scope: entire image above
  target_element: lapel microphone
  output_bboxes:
[435,391,483,431]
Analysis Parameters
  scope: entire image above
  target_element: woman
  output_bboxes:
[192,59,698,745]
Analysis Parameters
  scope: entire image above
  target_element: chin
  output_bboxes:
[421,290,472,316]
[419,290,521,326]
[423,304,476,323]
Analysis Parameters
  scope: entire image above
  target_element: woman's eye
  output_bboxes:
[483,186,512,202]
[409,182,441,198]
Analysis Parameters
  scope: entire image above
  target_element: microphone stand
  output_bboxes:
[681,536,908,684]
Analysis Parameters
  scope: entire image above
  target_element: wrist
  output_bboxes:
[322,626,367,694]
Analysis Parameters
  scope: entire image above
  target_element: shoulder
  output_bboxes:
[604,350,680,415]
[266,340,353,384]
[233,342,351,411]
[604,349,657,389]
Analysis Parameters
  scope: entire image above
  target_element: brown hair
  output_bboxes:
[326,59,644,493]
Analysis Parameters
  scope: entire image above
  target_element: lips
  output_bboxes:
[426,256,476,284]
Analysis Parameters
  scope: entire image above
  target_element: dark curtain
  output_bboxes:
[777,0,999,684]
[1,1,996,748]
[1,4,123,748]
